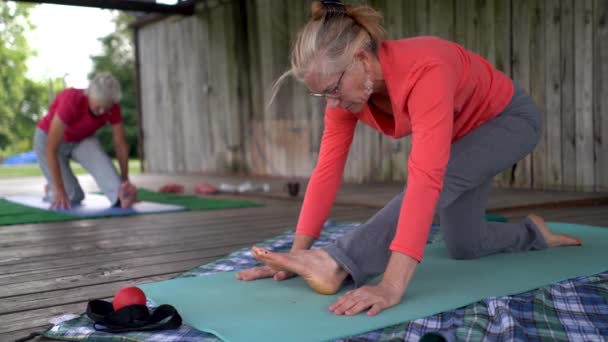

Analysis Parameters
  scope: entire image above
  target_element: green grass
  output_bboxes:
[0,159,141,179]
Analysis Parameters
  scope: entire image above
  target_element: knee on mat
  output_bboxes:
[71,189,85,204]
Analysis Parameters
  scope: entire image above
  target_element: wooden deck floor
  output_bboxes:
[1,173,607,340]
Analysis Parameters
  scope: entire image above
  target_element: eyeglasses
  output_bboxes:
[308,67,348,100]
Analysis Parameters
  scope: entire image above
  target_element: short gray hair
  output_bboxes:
[86,72,122,103]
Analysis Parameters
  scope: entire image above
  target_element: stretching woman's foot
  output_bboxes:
[251,247,348,295]
[528,214,582,247]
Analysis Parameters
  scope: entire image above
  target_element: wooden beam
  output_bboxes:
[11,0,196,15]
[133,27,145,173]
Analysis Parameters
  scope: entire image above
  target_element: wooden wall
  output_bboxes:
[137,0,608,192]
[138,1,248,174]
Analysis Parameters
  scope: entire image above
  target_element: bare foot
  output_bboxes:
[119,181,138,208]
[528,214,582,247]
[251,247,348,295]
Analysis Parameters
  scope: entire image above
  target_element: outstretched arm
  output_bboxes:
[331,62,456,316]
[46,115,70,209]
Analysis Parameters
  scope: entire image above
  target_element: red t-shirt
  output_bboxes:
[295,37,514,262]
[37,88,122,142]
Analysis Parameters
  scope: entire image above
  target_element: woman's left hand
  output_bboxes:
[328,281,404,316]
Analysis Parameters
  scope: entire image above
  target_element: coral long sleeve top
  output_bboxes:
[295,37,514,262]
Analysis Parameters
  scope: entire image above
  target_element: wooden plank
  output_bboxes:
[208,4,231,172]
[574,0,595,191]
[561,0,577,191]
[493,0,513,187]
[169,18,187,172]
[0,213,306,259]
[465,0,480,54]
[287,0,311,177]
[546,0,563,189]
[372,0,398,182]
[0,220,298,263]
[255,0,274,176]
[453,0,468,47]
[0,281,173,334]
[494,0,512,77]
[594,0,608,191]
[271,0,291,177]
[415,0,431,35]
[0,240,252,277]
[138,25,155,171]
[530,0,547,190]
[429,0,454,40]
[196,12,214,170]
[1,254,231,314]
[245,0,263,122]
[222,1,246,172]
[511,0,533,188]
[477,0,496,63]
[177,18,195,171]
[390,0,418,181]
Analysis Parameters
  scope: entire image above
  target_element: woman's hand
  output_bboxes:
[235,265,295,281]
[329,281,404,316]
[330,251,418,316]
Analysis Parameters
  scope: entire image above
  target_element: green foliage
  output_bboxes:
[0,2,61,159]
[90,13,139,158]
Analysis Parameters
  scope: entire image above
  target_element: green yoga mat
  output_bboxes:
[0,199,77,225]
[0,189,260,226]
[140,222,608,342]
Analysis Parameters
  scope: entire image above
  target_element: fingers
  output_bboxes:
[329,289,364,315]
[346,300,373,316]
[367,303,383,316]
[51,197,70,210]
[329,287,389,316]
[235,266,275,281]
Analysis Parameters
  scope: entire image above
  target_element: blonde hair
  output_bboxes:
[269,1,386,105]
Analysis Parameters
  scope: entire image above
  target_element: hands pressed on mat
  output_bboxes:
[328,252,417,316]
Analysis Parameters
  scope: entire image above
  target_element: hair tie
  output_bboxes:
[321,0,347,18]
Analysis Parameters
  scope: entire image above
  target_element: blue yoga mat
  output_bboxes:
[140,223,608,342]
[4,194,185,217]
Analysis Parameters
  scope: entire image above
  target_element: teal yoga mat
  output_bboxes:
[140,223,608,342]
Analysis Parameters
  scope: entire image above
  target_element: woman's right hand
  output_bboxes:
[51,190,71,210]
[235,265,295,281]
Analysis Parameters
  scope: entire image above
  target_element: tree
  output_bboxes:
[0,2,58,157]
[0,2,31,153]
[89,13,139,158]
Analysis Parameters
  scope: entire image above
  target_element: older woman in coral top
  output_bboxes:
[237,1,581,316]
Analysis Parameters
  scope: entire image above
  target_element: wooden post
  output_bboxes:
[574,0,595,191]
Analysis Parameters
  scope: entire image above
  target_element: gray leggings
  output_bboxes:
[324,81,548,287]
[33,128,121,205]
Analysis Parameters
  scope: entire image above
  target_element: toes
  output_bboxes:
[251,246,269,260]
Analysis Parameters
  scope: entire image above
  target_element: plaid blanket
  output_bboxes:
[40,221,608,341]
